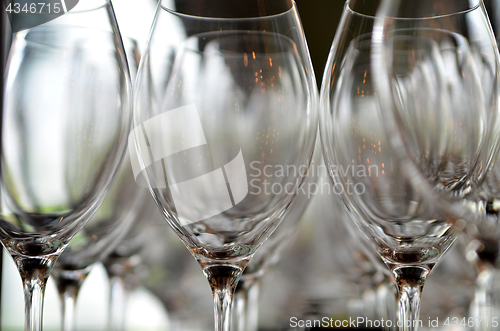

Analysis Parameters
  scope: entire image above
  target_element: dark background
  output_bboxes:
[295,0,345,86]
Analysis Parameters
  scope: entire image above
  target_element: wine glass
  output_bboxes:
[131,0,318,330]
[50,36,142,331]
[0,0,132,329]
[434,0,500,327]
[103,194,156,331]
[320,0,500,330]
[51,150,146,331]
[371,0,500,328]
[102,28,150,331]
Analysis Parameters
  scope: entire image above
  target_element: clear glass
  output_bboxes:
[320,0,500,330]
[132,1,318,330]
[0,1,132,330]
[103,197,156,331]
[372,0,500,211]
[50,37,141,331]
[454,2,500,329]
[51,151,146,331]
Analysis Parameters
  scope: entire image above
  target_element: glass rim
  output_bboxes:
[346,0,482,20]
[160,0,296,21]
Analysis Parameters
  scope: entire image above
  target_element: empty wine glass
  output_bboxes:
[131,1,318,330]
[51,151,146,331]
[372,0,500,328]
[371,0,500,213]
[50,36,142,331]
[104,194,156,331]
[0,1,132,329]
[434,1,500,328]
[320,0,500,330]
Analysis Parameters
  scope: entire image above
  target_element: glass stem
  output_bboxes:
[203,265,244,331]
[232,277,261,331]
[233,283,248,331]
[52,268,91,331]
[245,280,260,331]
[384,281,398,331]
[376,280,398,331]
[393,266,429,331]
[61,285,78,331]
[15,256,57,331]
[471,265,500,331]
[107,275,130,331]
[104,256,141,331]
